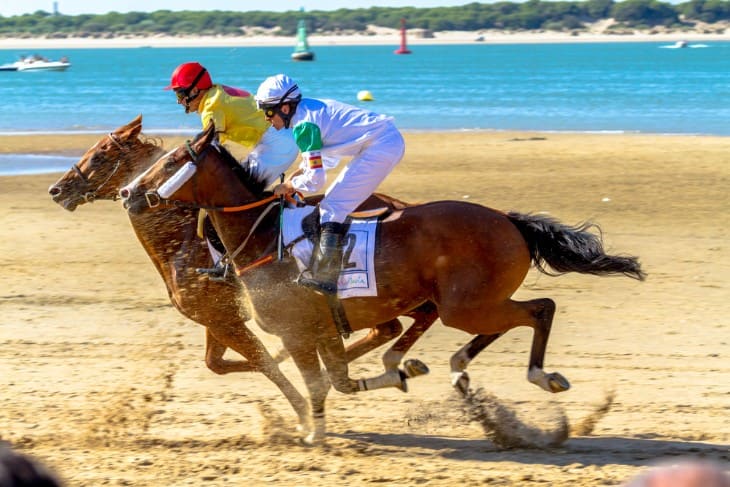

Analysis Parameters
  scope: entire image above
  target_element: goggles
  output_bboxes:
[173,67,208,102]
[257,84,300,118]
[260,104,278,118]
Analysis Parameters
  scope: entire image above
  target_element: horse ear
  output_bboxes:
[119,114,143,140]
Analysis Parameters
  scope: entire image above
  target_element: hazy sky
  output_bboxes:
[0,1,478,17]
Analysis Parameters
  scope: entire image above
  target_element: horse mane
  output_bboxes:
[128,134,165,170]
[139,134,164,149]
[203,138,269,198]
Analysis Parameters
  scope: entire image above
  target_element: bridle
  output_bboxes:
[143,140,282,212]
[71,133,124,202]
[142,139,292,277]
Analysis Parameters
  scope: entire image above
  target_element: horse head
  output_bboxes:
[120,121,269,215]
[48,114,161,211]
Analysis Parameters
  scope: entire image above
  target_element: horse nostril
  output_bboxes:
[48,186,60,196]
[120,188,130,199]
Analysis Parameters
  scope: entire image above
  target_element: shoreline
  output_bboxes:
[0,129,730,156]
[1,129,728,157]
[1,30,729,49]
[1,130,728,178]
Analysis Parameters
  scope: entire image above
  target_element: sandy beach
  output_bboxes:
[1,129,729,485]
[1,25,729,49]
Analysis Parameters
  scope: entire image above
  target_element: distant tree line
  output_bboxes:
[0,0,728,38]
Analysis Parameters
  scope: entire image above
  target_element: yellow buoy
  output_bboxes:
[357,90,374,102]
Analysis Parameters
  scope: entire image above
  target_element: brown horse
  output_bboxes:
[121,123,645,443]
[48,116,436,438]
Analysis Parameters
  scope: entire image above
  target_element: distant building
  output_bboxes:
[53,1,59,15]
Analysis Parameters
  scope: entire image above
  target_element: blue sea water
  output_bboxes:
[0,42,728,175]
[2,42,729,135]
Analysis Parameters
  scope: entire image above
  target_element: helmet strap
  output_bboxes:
[179,67,208,113]
[183,89,198,113]
[277,102,298,129]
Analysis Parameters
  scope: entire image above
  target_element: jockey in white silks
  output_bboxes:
[255,74,405,295]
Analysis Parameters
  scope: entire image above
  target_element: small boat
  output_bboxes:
[0,55,71,72]
[291,19,314,62]
[660,40,689,49]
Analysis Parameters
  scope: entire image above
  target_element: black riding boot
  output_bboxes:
[298,222,347,295]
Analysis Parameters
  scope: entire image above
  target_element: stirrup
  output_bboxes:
[297,271,338,295]
[196,263,231,282]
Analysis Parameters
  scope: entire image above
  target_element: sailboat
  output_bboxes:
[394,18,412,55]
[292,18,315,61]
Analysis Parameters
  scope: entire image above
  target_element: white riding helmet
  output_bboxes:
[255,74,302,108]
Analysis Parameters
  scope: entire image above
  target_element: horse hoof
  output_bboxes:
[548,373,571,393]
[403,359,429,378]
[300,433,318,446]
[451,371,470,396]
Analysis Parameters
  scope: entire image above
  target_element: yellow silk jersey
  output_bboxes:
[198,84,268,148]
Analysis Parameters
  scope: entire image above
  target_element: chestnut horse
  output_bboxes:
[48,116,436,438]
[120,123,645,443]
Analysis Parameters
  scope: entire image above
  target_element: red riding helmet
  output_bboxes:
[165,62,212,92]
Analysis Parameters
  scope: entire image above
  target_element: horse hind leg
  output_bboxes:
[523,298,571,393]
[449,333,502,396]
[444,297,569,394]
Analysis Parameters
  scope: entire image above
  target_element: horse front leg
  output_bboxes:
[204,328,258,374]
[524,298,571,393]
[381,302,438,376]
[284,341,330,445]
[208,324,312,432]
[344,319,403,363]
[317,334,410,393]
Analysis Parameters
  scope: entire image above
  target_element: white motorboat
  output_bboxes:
[660,40,689,49]
[0,56,71,72]
[17,60,71,71]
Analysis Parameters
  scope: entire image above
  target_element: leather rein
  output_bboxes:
[148,140,295,278]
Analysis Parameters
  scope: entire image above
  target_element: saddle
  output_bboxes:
[300,204,392,247]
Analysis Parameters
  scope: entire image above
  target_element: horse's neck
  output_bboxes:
[120,143,166,189]
[124,142,197,256]
[128,205,198,258]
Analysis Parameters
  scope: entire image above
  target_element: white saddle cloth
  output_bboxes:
[282,206,378,299]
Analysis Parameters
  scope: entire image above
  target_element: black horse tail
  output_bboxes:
[506,211,646,281]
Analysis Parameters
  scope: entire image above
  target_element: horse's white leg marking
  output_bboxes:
[381,349,404,372]
[357,370,407,392]
[449,341,473,389]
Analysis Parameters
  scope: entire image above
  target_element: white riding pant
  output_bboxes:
[320,124,405,224]
[247,126,299,187]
